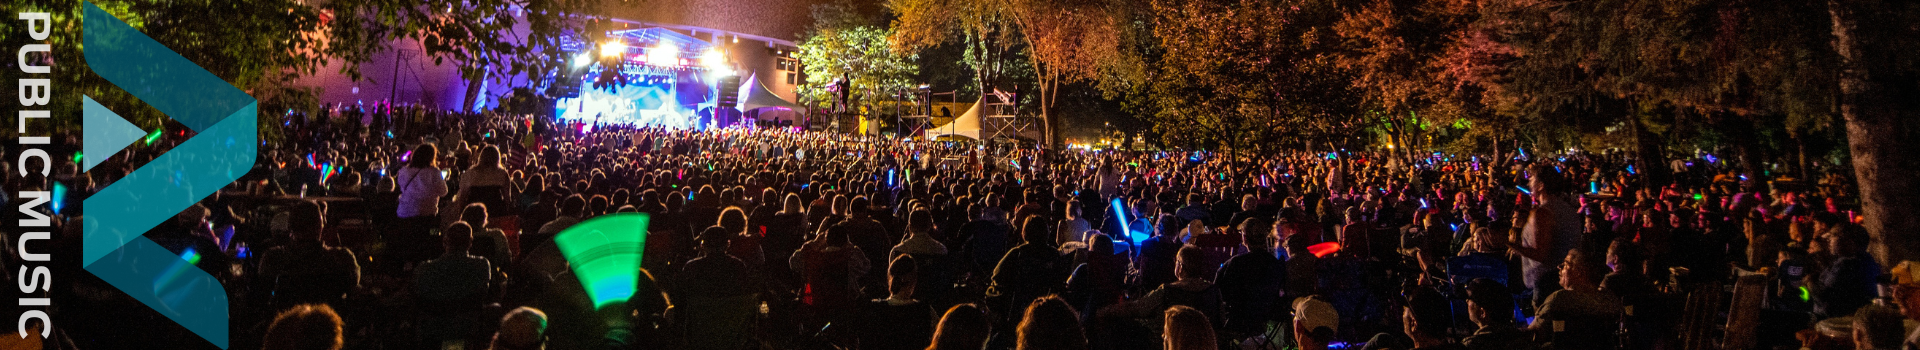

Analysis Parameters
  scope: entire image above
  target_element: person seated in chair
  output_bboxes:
[676,226,760,350]
[259,200,361,307]
[1528,248,1621,350]
[1462,278,1529,350]
[676,226,754,298]
[858,256,936,350]
[413,221,494,346]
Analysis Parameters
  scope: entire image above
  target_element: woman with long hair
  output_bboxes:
[1162,305,1216,350]
[396,143,448,262]
[717,207,763,266]
[460,146,519,250]
[1016,296,1088,350]
[926,304,991,350]
[764,193,810,271]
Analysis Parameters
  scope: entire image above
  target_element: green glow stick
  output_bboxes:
[554,213,650,309]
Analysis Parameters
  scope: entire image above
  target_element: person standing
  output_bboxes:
[397,143,449,263]
[1511,164,1581,306]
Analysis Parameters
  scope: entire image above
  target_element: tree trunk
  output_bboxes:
[462,69,488,113]
[1038,73,1058,150]
[1830,0,1920,268]
[1628,107,1671,189]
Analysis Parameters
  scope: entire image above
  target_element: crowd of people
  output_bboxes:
[6,106,1919,350]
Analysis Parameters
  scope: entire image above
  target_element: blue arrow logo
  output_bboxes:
[80,1,256,348]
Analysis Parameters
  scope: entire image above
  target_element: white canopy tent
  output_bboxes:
[925,101,982,140]
[736,72,805,112]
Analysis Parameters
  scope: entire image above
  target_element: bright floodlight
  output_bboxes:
[554,213,650,309]
[601,41,627,58]
[701,49,727,69]
[574,53,592,68]
[648,43,679,66]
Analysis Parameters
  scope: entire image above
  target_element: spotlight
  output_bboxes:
[701,49,727,69]
[648,43,678,66]
[601,41,627,58]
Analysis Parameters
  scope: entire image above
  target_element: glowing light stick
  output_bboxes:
[1516,185,1532,194]
[1111,198,1139,243]
[50,182,67,215]
[152,246,205,303]
[72,152,83,165]
[180,247,202,266]
[319,163,332,184]
[554,213,650,309]
[1307,242,1341,258]
[144,128,164,145]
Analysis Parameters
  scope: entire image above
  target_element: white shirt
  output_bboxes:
[396,166,448,218]
[891,233,949,260]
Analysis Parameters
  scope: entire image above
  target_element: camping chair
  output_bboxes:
[1189,232,1242,277]
[1722,273,1768,350]
[676,293,762,350]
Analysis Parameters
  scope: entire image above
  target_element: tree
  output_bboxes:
[1008,0,1131,148]
[1331,0,1492,157]
[1438,0,1917,264]
[887,0,1020,111]
[1826,0,1920,269]
[322,0,618,110]
[1142,0,1366,162]
[5,0,328,133]
[797,1,921,127]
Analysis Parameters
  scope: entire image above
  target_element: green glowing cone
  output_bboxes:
[554,213,650,309]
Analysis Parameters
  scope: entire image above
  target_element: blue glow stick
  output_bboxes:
[50,182,67,214]
[1111,198,1135,243]
[1516,185,1532,194]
